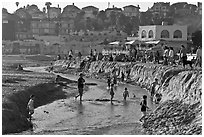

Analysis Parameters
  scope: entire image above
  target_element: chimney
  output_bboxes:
[58,4,59,8]
[73,3,74,6]
[113,5,114,8]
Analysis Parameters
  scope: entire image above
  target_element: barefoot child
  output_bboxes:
[77,73,85,102]
[139,95,148,122]
[110,84,115,104]
[123,87,129,101]
[27,95,35,122]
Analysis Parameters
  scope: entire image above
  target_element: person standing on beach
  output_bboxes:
[27,95,35,122]
[151,78,158,98]
[179,45,187,68]
[107,76,111,89]
[77,73,85,102]
[169,47,174,65]
[110,84,115,104]
[139,95,148,122]
[123,87,129,101]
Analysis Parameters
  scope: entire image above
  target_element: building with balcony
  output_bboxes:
[123,5,140,17]
[82,6,99,19]
[148,2,170,18]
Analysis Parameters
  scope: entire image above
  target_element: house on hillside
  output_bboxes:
[59,20,74,35]
[171,2,198,16]
[31,19,57,36]
[82,6,99,19]
[105,6,122,18]
[2,8,18,40]
[138,24,188,52]
[123,5,140,17]
[14,8,33,40]
[148,2,170,18]
[47,6,61,19]
[26,4,40,15]
[61,3,80,19]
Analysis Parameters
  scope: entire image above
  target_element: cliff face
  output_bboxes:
[53,60,202,134]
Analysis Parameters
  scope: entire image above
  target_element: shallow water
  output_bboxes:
[19,67,157,135]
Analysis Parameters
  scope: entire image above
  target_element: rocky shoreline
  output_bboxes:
[52,60,202,135]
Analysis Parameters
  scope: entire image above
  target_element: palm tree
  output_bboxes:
[15,2,19,9]
[45,2,52,19]
[45,2,52,10]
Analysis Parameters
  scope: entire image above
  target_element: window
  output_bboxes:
[148,30,154,38]
[173,30,182,38]
[141,30,147,38]
[161,30,170,38]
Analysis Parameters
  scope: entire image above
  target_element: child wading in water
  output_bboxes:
[139,95,149,122]
[123,87,129,101]
[110,84,115,104]
[107,76,111,89]
[27,95,35,122]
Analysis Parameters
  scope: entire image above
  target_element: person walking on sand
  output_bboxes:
[77,73,85,102]
[139,95,149,122]
[110,84,115,104]
[27,95,35,122]
[123,87,129,101]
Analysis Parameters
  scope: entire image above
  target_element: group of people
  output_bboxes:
[26,73,162,126]
[163,45,202,68]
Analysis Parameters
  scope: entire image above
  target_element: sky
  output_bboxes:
[1,0,199,14]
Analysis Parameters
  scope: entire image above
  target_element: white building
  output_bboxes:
[137,24,189,52]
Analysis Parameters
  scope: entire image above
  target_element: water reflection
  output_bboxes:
[77,102,84,115]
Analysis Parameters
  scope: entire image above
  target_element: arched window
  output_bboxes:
[173,30,182,38]
[148,30,154,38]
[141,30,147,38]
[161,30,170,38]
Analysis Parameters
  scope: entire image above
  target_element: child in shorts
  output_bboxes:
[123,87,129,101]
[139,95,148,122]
